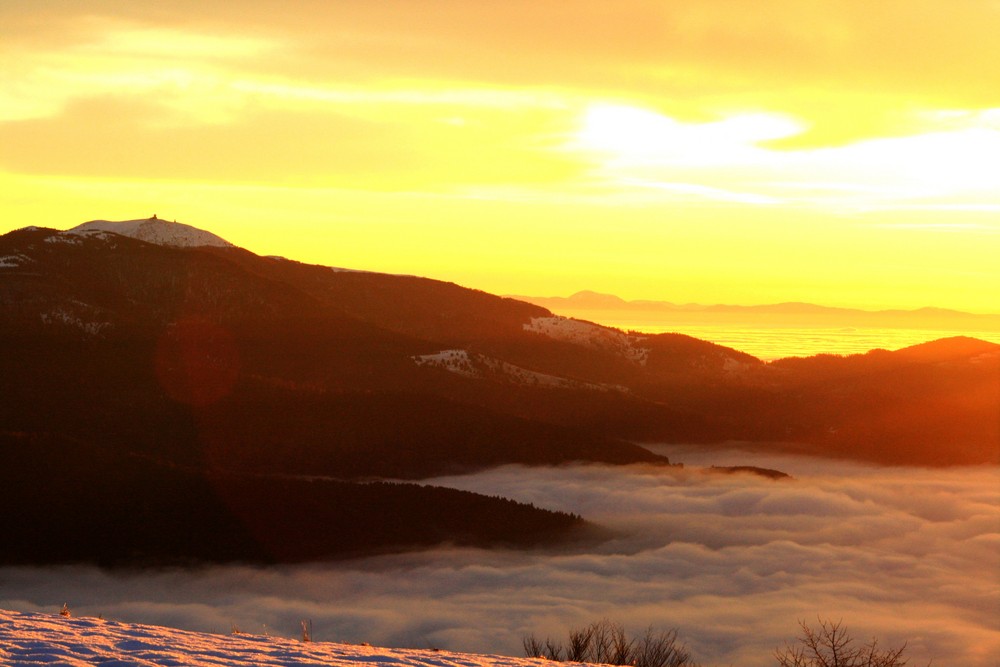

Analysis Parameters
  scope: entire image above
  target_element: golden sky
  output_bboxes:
[2,0,999,312]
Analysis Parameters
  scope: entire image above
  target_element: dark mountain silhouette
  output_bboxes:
[1,219,998,563]
[0,224,665,477]
[893,335,999,361]
[708,466,791,480]
[0,430,590,566]
[3,221,996,467]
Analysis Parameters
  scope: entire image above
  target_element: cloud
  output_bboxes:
[3,0,999,212]
[2,449,997,666]
[0,93,578,188]
[565,103,1000,212]
[4,1,999,134]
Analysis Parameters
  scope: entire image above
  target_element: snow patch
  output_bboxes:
[414,349,626,392]
[969,349,1000,364]
[40,307,111,336]
[65,217,233,248]
[66,229,118,242]
[722,357,752,373]
[0,608,544,667]
[0,254,31,268]
[44,233,84,245]
[523,316,649,365]
[413,349,478,377]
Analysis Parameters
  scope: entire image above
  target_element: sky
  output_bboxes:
[3,452,998,666]
[1,1,999,312]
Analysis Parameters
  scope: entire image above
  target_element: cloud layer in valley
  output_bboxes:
[2,448,997,666]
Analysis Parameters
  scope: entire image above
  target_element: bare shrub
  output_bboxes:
[590,618,613,664]
[567,624,595,662]
[523,619,695,667]
[523,634,545,659]
[636,627,693,667]
[545,637,564,661]
[775,618,908,667]
[609,621,635,665]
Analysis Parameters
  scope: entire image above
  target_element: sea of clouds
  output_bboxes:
[2,445,997,666]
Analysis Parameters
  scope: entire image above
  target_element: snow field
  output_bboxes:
[523,317,649,365]
[413,349,626,392]
[0,608,558,667]
[67,218,234,248]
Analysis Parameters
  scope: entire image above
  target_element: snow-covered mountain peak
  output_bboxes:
[66,217,234,248]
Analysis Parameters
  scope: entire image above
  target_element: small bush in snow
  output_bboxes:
[523,619,695,667]
[774,618,908,667]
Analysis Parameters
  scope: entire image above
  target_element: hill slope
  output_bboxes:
[2,220,997,474]
[1,217,997,566]
[0,608,546,667]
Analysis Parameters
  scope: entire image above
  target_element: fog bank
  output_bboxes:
[3,448,997,666]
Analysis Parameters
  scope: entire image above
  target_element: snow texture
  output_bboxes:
[39,307,110,336]
[523,316,649,365]
[44,234,84,245]
[0,608,553,667]
[66,217,233,248]
[414,349,479,377]
[0,254,31,268]
[413,349,627,392]
[722,357,752,373]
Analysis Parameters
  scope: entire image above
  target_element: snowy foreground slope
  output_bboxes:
[0,608,549,667]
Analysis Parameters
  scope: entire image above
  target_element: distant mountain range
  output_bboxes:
[511,290,1000,330]
[2,218,997,565]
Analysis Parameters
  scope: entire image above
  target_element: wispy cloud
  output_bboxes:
[566,103,1000,212]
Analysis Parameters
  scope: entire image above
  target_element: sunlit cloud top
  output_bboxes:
[570,103,1000,212]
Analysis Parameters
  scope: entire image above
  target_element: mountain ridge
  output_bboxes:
[2,218,997,565]
[2,219,996,469]
[511,290,1000,329]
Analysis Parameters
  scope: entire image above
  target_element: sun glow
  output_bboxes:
[569,102,1000,218]
[1,1,998,314]
[577,104,805,161]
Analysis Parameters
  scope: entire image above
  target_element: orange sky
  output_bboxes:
[1,1,998,312]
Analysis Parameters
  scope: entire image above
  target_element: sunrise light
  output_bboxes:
[1,1,998,313]
[2,5,1000,666]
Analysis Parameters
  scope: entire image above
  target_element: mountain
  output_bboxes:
[0,222,668,478]
[2,219,998,563]
[894,335,1000,361]
[69,216,234,247]
[513,290,1000,330]
[3,220,996,465]
[0,220,652,565]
